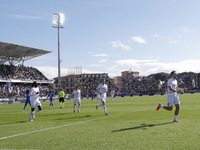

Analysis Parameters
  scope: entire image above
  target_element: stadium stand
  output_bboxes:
[54,73,118,97]
[79,73,118,97]
[0,41,53,102]
[1,41,200,102]
[160,72,200,94]
[114,71,200,96]
[0,64,48,80]
[122,75,159,95]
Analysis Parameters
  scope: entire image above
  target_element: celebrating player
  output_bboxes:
[22,89,31,112]
[72,85,81,113]
[96,79,108,115]
[157,71,187,122]
[29,81,42,121]
[47,91,55,108]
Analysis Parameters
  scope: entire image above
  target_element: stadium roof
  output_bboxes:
[0,41,51,65]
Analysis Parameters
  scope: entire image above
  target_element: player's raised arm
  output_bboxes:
[21,91,26,94]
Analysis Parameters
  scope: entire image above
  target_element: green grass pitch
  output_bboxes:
[0,94,200,150]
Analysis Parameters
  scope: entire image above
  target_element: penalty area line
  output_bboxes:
[0,109,146,140]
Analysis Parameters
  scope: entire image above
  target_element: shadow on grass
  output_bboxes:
[0,121,26,126]
[55,115,92,120]
[41,113,70,117]
[111,122,173,132]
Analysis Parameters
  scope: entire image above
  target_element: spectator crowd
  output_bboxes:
[79,75,118,97]
[0,64,52,100]
[120,72,199,95]
[0,64,199,99]
[161,72,198,91]
[0,83,53,99]
[122,76,158,94]
[0,64,48,81]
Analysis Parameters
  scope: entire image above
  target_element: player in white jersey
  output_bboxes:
[72,85,81,113]
[96,79,108,115]
[110,89,115,102]
[157,71,187,122]
[29,81,42,121]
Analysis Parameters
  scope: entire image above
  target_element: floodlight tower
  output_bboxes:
[52,13,65,91]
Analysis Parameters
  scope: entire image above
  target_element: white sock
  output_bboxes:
[112,98,113,102]
[34,109,40,114]
[74,105,76,110]
[78,105,80,110]
[174,115,178,120]
[97,103,102,107]
[29,111,32,120]
[103,104,107,113]
[160,104,164,108]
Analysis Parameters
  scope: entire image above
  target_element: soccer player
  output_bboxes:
[90,90,95,101]
[47,91,55,108]
[96,79,108,115]
[157,71,187,122]
[29,81,42,121]
[59,89,65,109]
[110,89,115,102]
[22,89,31,112]
[72,85,81,113]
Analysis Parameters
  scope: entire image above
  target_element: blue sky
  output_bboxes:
[1,0,200,79]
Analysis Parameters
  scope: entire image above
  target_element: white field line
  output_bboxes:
[0,109,147,140]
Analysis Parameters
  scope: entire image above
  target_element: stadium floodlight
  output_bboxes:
[52,13,65,28]
[52,13,65,91]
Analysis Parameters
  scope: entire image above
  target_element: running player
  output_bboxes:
[110,89,115,102]
[47,91,55,108]
[22,89,31,112]
[96,79,108,115]
[29,81,42,121]
[157,71,187,122]
[72,85,81,113]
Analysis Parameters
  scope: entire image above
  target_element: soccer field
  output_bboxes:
[1,94,200,150]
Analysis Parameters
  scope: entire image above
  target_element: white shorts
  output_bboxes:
[111,94,114,98]
[74,98,81,104]
[31,99,42,108]
[100,95,106,102]
[167,93,180,106]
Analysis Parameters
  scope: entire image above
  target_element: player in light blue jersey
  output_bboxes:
[47,91,55,108]
[22,90,31,112]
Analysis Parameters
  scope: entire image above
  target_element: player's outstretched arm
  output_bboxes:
[176,87,188,93]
